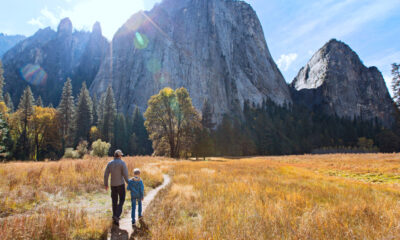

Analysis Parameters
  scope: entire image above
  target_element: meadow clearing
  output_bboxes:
[0,153,400,239]
[0,156,168,240]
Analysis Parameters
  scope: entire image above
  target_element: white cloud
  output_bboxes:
[40,8,60,26]
[27,7,60,29]
[28,18,44,28]
[277,53,298,71]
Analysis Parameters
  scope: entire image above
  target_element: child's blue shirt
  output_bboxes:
[127,176,144,199]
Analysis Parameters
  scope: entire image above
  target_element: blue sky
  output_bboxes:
[1,0,399,92]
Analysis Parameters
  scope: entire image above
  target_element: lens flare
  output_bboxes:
[20,64,48,86]
[154,71,170,84]
[134,32,149,49]
[146,58,161,73]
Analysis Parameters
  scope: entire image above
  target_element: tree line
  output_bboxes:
[142,87,400,160]
[0,60,152,160]
[1,60,400,161]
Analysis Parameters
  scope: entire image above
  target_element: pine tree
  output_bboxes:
[4,93,14,112]
[0,113,11,159]
[99,86,116,143]
[201,98,215,129]
[58,78,75,146]
[0,60,5,101]
[74,82,93,145]
[392,63,400,107]
[92,93,99,125]
[17,86,35,159]
[131,106,152,155]
[113,113,128,153]
[36,96,43,107]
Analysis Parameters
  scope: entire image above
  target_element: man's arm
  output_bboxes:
[104,164,110,190]
[122,162,129,184]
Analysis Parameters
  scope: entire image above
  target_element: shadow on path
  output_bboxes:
[107,175,171,240]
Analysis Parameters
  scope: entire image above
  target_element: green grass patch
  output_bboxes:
[325,170,400,183]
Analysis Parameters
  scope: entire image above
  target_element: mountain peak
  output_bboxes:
[57,18,73,36]
[291,40,394,126]
[92,22,102,35]
[320,38,356,57]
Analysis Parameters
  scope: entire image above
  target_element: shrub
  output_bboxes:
[63,148,80,159]
[76,141,89,158]
[91,139,111,157]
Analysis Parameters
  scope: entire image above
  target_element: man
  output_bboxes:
[104,149,129,225]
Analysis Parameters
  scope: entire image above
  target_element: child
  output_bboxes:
[127,168,144,226]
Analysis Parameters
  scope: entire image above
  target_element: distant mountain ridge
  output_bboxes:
[0,33,25,57]
[2,18,109,105]
[0,0,395,127]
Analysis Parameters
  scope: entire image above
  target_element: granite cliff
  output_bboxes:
[2,18,109,105]
[90,0,292,120]
[291,39,394,126]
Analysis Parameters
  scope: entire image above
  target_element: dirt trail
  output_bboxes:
[108,174,171,240]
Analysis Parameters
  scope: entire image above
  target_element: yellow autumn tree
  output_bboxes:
[0,101,9,118]
[29,106,62,160]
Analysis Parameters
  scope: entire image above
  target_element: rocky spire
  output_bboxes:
[92,21,102,36]
[57,18,73,36]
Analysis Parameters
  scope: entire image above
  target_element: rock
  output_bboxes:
[0,33,25,57]
[291,39,394,127]
[92,22,102,36]
[2,19,109,105]
[57,18,73,37]
[72,22,109,95]
[90,0,291,121]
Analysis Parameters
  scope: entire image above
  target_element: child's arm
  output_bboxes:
[126,181,131,191]
[140,181,144,200]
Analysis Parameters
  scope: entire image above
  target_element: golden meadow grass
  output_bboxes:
[1,154,400,239]
[0,156,167,240]
[145,154,400,240]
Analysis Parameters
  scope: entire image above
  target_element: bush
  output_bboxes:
[76,141,89,158]
[91,139,111,157]
[63,148,80,159]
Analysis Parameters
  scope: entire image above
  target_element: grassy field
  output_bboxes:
[1,154,400,239]
[0,156,167,240]
[145,154,400,240]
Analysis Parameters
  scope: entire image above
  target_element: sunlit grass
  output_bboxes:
[1,154,400,239]
[0,156,167,239]
[145,154,400,240]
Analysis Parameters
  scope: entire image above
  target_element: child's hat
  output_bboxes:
[134,168,141,174]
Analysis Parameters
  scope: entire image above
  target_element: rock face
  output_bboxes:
[90,0,291,120]
[0,33,26,57]
[2,18,109,105]
[291,39,394,126]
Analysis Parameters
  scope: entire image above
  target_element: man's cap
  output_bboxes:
[115,149,124,156]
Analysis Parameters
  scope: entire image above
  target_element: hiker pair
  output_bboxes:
[104,150,144,226]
